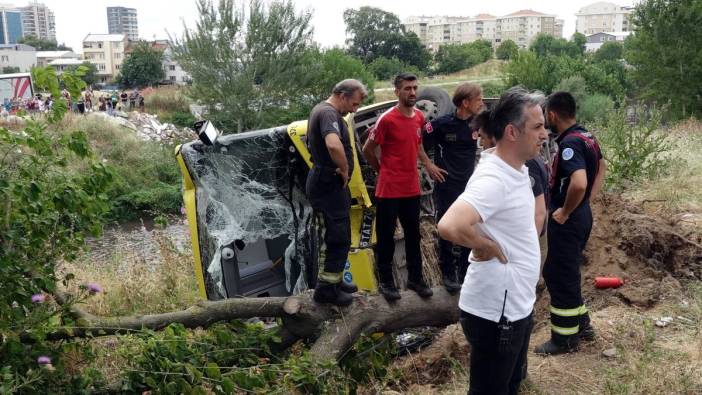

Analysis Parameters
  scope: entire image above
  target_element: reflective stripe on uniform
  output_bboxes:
[551,324,579,335]
[549,305,587,317]
[319,271,343,283]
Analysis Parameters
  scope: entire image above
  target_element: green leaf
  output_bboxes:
[204,362,221,380]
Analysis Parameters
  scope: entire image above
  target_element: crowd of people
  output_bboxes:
[306,75,606,395]
[1,88,145,117]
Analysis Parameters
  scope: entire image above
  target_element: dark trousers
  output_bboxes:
[375,196,423,284]
[435,181,470,281]
[306,167,351,274]
[459,310,533,395]
[543,203,593,346]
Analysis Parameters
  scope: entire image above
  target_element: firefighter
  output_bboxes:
[423,82,483,293]
[306,79,368,306]
[535,91,607,355]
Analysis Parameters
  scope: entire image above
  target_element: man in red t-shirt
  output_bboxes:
[362,73,446,301]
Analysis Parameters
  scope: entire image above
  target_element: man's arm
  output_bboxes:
[362,138,380,172]
[534,193,546,235]
[438,200,507,263]
[552,169,587,224]
[418,144,447,182]
[324,133,350,187]
[590,158,607,200]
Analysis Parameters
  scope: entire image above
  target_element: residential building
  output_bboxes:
[36,49,79,67]
[576,2,633,35]
[0,7,23,45]
[0,43,36,72]
[403,9,563,51]
[496,10,560,48]
[20,1,55,40]
[82,33,126,83]
[107,6,138,41]
[48,57,82,74]
[584,31,631,52]
[162,45,190,85]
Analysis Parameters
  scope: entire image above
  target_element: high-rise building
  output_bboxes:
[496,10,560,48]
[575,2,633,35]
[0,6,23,45]
[106,6,138,42]
[20,1,55,40]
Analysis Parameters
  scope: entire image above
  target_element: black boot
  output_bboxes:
[442,272,461,294]
[579,325,596,342]
[338,281,358,294]
[534,339,577,355]
[313,281,353,306]
[407,279,433,298]
[378,282,401,301]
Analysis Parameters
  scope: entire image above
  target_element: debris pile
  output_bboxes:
[90,111,195,143]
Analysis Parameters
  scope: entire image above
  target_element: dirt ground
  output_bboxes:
[380,193,702,394]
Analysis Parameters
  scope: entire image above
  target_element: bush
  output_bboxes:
[481,80,506,98]
[164,110,197,128]
[368,56,419,81]
[579,94,615,125]
[596,104,670,188]
[434,40,493,74]
[496,40,519,60]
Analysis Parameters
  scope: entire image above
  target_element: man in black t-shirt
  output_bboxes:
[535,91,606,355]
[306,79,367,306]
[423,83,483,293]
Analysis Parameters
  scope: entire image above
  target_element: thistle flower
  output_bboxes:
[37,356,51,365]
[86,282,103,294]
[31,294,46,303]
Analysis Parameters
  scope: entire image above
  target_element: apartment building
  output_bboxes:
[0,43,35,71]
[82,33,126,83]
[107,6,138,42]
[496,10,562,48]
[0,7,23,45]
[403,9,563,51]
[36,49,79,67]
[20,1,55,40]
[575,2,633,35]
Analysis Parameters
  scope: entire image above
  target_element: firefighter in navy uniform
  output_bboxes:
[423,83,483,293]
[306,79,367,306]
[535,91,607,355]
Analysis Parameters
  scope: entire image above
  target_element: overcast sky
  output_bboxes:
[38,0,636,53]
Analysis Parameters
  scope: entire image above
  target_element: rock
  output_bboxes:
[654,316,673,327]
[602,348,617,358]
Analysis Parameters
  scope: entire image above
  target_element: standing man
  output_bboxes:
[306,79,367,306]
[535,91,606,355]
[438,87,547,395]
[362,73,444,301]
[423,82,483,293]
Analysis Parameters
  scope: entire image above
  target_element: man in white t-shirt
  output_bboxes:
[438,87,547,395]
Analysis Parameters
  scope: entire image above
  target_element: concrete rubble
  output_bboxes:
[90,111,196,143]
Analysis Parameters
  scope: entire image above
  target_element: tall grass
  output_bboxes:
[144,86,191,114]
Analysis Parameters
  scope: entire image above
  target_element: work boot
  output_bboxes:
[379,282,401,301]
[579,325,596,342]
[338,281,358,294]
[534,339,577,355]
[313,281,353,307]
[442,273,461,294]
[407,279,433,298]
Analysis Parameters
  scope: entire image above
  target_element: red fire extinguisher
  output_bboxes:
[594,277,624,289]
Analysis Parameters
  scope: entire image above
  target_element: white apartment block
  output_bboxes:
[0,43,36,72]
[82,33,126,83]
[575,2,633,35]
[496,10,561,48]
[20,1,55,40]
[163,46,190,85]
[36,50,79,67]
[404,10,563,52]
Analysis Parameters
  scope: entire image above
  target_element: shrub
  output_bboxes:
[579,94,615,125]
[368,56,419,81]
[165,111,197,128]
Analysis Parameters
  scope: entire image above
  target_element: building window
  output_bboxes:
[115,65,120,70]
[169,76,176,81]
[0,56,8,62]
[98,43,102,48]
[98,64,106,71]
[169,65,176,71]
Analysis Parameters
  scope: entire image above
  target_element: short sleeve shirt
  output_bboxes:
[423,112,478,185]
[550,124,603,210]
[370,107,425,198]
[307,101,353,174]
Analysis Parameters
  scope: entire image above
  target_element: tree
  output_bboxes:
[66,61,98,86]
[434,41,492,74]
[2,66,19,73]
[116,41,164,88]
[343,6,431,71]
[496,39,519,60]
[594,41,624,63]
[529,33,582,58]
[625,0,702,118]
[18,35,72,51]
[368,56,413,81]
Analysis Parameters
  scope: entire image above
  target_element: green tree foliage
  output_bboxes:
[2,66,19,73]
[65,61,98,86]
[0,66,113,392]
[117,41,165,88]
[625,0,702,118]
[594,41,624,63]
[368,56,419,81]
[173,0,315,132]
[18,35,72,51]
[496,39,519,60]
[343,6,431,71]
[434,40,493,74]
[529,33,583,58]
